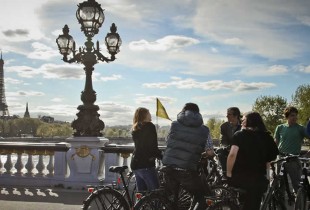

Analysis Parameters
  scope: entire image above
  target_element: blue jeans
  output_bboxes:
[133,167,159,191]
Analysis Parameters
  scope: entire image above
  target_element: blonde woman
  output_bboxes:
[130,107,162,191]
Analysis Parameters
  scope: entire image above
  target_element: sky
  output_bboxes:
[0,0,310,126]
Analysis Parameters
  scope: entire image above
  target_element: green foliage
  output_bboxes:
[292,84,310,125]
[0,118,72,137]
[36,122,72,137]
[252,95,287,133]
[206,118,223,140]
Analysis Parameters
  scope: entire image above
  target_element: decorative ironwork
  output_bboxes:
[0,51,9,117]
[56,0,121,137]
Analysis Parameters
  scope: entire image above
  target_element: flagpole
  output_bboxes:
[156,116,158,132]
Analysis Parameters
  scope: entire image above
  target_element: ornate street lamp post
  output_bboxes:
[56,0,121,137]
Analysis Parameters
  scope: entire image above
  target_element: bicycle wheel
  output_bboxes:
[134,192,174,210]
[295,187,307,210]
[82,188,130,210]
[208,200,239,210]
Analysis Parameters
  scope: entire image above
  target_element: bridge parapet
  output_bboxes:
[0,137,150,189]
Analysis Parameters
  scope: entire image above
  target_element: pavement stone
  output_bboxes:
[0,186,89,210]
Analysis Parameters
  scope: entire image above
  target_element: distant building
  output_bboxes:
[40,116,54,123]
[24,102,30,118]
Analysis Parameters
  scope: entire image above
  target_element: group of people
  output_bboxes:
[130,103,310,210]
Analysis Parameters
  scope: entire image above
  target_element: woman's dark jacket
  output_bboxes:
[130,122,162,170]
[162,110,210,171]
[231,129,279,185]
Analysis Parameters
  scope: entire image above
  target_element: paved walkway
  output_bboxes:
[0,186,297,210]
[0,186,89,210]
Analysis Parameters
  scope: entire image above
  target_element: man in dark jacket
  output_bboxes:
[162,103,214,210]
[218,107,241,175]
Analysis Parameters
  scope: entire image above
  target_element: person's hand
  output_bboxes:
[222,174,232,185]
[206,149,215,157]
[202,149,215,159]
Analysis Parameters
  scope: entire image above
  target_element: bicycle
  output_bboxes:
[82,165,136,210]
[203,150,225,187]
[294,157,310,210]
[260,154,300,210]
[207,186,246,210]
[134,156,236,210]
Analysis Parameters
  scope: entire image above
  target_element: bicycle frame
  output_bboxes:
[299,158,310,199]
[260,155,299,210]
[83,165,135,210]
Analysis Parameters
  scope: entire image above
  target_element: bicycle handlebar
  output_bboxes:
[270,154,300,166]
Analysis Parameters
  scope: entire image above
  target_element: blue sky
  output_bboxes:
[0,0,309,126]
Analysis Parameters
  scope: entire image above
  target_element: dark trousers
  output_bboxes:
[217,147,229,173]
[165,169,207,210]
[231,177,268,210]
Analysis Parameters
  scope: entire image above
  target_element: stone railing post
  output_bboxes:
[64,137,108,188]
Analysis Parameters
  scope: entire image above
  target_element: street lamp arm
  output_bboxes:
[95,50,115,63]
[62,52,83,64]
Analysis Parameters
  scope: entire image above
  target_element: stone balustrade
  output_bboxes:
[0,137,165,189]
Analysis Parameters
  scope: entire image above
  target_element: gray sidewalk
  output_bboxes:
[0,186,89,210]
[0,186,296,210]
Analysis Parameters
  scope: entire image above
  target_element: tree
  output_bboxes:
[292,84,310,125]
[206,118,223,140]
[252,95,287,133]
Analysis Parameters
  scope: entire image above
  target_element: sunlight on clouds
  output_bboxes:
[35,104,76,117]
[51,98,63,102]
[40,64,85,79]
[224,38,244,46]
[6,66,40,78]
[240,65,289,77]
[7,91,44,97]
[135,95,175,104]
[5,77,23,85]
[28,42,59,60]
[193,0,308,59]
[295,65,310,73]
[0,1,49,42]
[143,78,275,92]
[6,63,85,80]
[129,35,199,51]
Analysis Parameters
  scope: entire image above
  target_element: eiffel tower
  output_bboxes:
[0,51,9,117]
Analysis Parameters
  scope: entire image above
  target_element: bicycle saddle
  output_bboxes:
[109,165,128,173]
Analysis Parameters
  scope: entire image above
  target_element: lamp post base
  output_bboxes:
[71,104,105,137]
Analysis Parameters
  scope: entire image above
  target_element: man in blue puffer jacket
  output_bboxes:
[162,103,214,210]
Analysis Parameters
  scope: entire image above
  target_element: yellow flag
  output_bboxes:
[156,98,171,120]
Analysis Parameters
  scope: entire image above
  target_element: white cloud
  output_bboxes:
[51,98,63,102]
[27,42,59,60]
[143,77,275,92]
[240,65,289,77]
[295,65,310,73]
[100,74,122,81]
[6,63,85,79]
[191,0,308,59]
[129,35,199,51]
[5,77,23,85]
[7,91,44,97]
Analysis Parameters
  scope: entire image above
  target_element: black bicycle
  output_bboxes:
[82,165,136,210]
[294,157,310,210]
[201,150,225,187]
[134,156,235,210]
[260,154,299,210]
